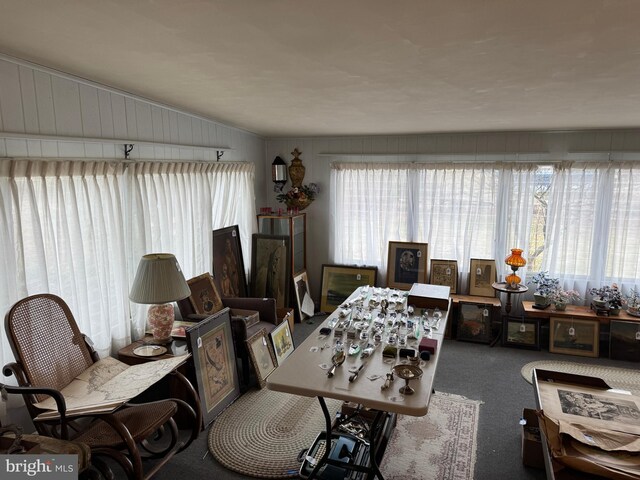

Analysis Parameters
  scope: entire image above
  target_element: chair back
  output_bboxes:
[5,294,95,402]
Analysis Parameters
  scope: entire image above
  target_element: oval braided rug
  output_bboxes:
[208,388,343,478]
[521,360,640,395]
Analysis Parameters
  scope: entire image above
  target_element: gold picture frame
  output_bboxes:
[468,258,496,297]
[245,328,277,388]
[269,320,295,366]
[187,273,224,315]
[319,264,378,313]
[549,317,599,358]
[429,259,458,294]
[386,241,429,290]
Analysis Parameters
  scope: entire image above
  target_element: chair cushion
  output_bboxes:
[73,401,178,448]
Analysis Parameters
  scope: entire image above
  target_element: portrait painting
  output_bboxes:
[468,258,496,297]
[430,259,458,294]
[185,308,240,426]
[212,225,248,298]
[250,234,290,308]
[386,242,428,290]
[187,273,224,315]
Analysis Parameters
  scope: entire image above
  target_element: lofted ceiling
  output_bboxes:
[1,0,640,137]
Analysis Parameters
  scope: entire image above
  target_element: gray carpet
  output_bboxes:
[153,316,640,479]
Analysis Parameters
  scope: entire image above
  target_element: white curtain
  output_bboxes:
[331,162,537,291]
[128,161,255,337]
[0,160,130,365]
[0,159,255,371]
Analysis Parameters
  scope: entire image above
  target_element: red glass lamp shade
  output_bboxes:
[504,248,527,288]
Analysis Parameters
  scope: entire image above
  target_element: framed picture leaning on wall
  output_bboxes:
[549,317,599,358]
[293,269,314,321]
[468,258,496,297]
[185,308,240,427]
[456,301,494,344]
[250,234,291,309]
[270,320,295,366]
[246,328,277,388]
[187,273,224,315]
[429,259,458,294]
[503,316,540,350]
[212,225,248,298]
[386,241,428,290]
[320,265,378,313]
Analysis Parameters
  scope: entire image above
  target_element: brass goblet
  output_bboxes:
[392,364,423,395]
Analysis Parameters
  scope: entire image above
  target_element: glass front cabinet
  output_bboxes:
[257,213,306,275]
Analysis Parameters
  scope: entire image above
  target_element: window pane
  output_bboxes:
[607,165,640,279]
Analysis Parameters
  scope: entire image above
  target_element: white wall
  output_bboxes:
[0,55,267,204]
[265,131,640,302]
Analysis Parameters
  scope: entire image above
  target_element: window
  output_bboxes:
[331,160,640,295]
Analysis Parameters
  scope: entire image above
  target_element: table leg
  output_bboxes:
[307,397,386,480]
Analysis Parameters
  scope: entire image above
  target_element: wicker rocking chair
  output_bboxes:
[2,294,201,479]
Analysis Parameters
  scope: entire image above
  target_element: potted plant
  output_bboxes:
[624,287,640,317]
[548,287,581,311]
[527,272,560,308]
[589,284,623,315]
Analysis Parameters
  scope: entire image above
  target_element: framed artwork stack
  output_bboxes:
[319,265,378,313]
[185,308,240,427]
[212,225,248,298]
[386,241,429,290]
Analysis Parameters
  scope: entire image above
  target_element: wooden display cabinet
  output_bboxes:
[257,213,306,275]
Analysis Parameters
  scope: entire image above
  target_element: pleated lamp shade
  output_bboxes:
[129,253,191,304]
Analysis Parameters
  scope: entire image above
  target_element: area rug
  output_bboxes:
[521,360,640,395]
[380,392,480,480]
[208,389,480,479]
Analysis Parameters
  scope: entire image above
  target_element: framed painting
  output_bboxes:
[270,320,295,366]
[187,273,224,315]
[609,320,640,362]
[319,265,378,313]
[250,234,291,309]
[293,269,314,321]
[185,308,240,427]
[386,241,428,290]
[212,225,248,298]
[503,316,540,350]
[469,258,497,297]
[430,259,458,294]
[456,302,493,344]
[246,328,277,388]
[549,317,599,358]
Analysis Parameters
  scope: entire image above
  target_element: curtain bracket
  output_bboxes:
[124,144,134,159]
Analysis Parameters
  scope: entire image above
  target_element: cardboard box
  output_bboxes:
[277,307,294,333]
[408,283,450,310]
[522,408,544,469]
[230,308,260,329]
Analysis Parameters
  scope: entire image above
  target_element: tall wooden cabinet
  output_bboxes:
[257,213,307,275]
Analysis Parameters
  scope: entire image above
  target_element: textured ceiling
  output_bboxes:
[1,0,640,137]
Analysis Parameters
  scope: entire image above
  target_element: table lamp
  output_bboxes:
[129,253,191,343]
[504,248,527,289]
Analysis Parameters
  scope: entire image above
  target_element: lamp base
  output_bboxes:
[148,303,175,344]
[505,272,521,289]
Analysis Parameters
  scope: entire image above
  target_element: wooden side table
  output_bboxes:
[491,282,528,346]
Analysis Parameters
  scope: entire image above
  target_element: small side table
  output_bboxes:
[491,282,528,346]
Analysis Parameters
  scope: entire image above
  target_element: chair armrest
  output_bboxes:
[222,297,278,325]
